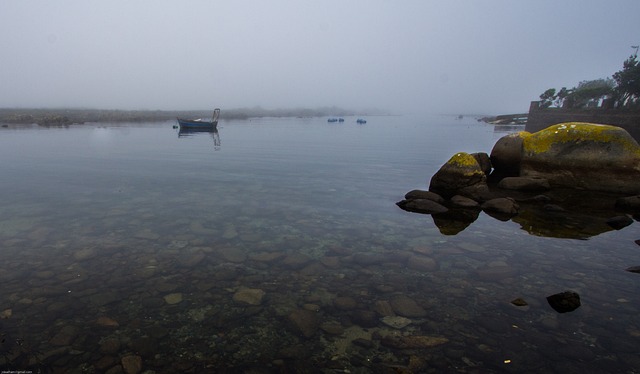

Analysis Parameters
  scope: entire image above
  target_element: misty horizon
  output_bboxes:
[2,1,639,115]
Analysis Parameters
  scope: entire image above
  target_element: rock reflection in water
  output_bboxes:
[404,187,636,239]
[432,208,480,235]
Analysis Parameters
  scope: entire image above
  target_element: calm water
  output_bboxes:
[0,116,639,373]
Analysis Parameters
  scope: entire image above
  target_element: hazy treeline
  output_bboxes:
[0,106,381,126]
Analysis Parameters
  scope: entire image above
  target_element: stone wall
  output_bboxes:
[525,101,640,142]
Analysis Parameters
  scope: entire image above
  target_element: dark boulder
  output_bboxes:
[471,152,492,175]
[546,291,581,313]
[404,189,445,204]
[606,215,634,230]
[480,198,519,217]
[396,199,448,214]
[450,195,480,208]
[489,132,526,177]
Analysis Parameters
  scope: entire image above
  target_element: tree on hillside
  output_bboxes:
[613,54,640,108]
[564,79,615,108]
[539,88,556,108]
[539,79,614,109]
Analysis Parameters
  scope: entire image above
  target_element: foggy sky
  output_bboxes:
[1,1,639,115]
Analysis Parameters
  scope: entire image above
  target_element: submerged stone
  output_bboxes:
[510,298,528,307]
[96,316,119,327]
[163,293,183,305]
[233,288,266,305]
[389,295,427,318]
[121,354,142,374]
[380,334,449,349]
[476,263,517,281]
[406,255,437,271]
[49,325,80,346]
[288,309,319,338]
[380,316,412,329]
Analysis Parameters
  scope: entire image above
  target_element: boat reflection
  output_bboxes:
[177,127,221,150]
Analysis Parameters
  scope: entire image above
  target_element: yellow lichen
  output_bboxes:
[445,152,484,177]
[523,122,640,155]
[447,152,479,167]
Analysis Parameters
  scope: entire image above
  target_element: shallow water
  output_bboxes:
[0,116,639,373]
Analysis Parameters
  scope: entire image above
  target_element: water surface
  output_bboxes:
[0,116,638,373]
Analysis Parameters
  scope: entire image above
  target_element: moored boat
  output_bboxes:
[177,108,220,129]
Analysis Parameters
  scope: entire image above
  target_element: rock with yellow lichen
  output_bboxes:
[398,122,640,236]
[519,122,640,194]
[428,152,491,200]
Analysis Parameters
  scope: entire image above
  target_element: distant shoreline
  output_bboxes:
[0,107,382,127]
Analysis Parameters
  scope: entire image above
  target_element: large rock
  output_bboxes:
[497,177,550,191]
[490,132,527,177]
[450,195,480,208]
[481,198,519,220]
[616,195,640,212]
[471,152,492,175]
[429,152,490,200]
[520,123,640,194]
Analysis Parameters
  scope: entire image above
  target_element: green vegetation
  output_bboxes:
[539,52,640,109]
[613,54,640,107]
